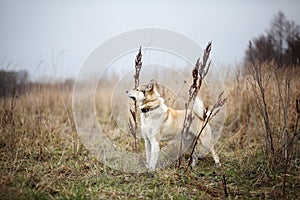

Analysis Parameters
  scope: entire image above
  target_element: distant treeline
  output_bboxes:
[0,70,28,97]
[0,70,74,97]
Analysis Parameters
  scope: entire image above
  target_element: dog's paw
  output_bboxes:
[191,161,197,167]
[148,162,157,171]
[215,162,222,168]
[144,162,149,169]
[146,171,155,177]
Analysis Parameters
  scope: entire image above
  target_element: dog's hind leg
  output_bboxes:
[194,143,221,167]
[201,125,221,167]
[199,141,221,167]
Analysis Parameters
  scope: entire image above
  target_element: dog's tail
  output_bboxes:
[193,97,210,120]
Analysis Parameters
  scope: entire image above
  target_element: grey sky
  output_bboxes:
[0,0,299,80]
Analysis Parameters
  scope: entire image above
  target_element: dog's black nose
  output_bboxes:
[126,90,128,94]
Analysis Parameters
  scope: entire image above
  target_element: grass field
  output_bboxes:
[1,63,300,199]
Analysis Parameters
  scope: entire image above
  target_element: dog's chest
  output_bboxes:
[140,110,165,136]
[141,111,164,127]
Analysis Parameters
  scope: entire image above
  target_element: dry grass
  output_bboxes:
[1,64,300,199]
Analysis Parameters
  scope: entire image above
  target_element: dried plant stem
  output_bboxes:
[177,41,211,168]
[285,99,300,150]
[248,40,300,199]
[222,174,229,198]
[282,99,299,198]
[128,47,142,152]
[177,42,226,169]
[177,58,201,168]
[175,42,227,198]
[248,41,275,157]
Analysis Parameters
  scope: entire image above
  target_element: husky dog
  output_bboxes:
[126,80,220,170]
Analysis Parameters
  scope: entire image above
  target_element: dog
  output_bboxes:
[126,79,220,170]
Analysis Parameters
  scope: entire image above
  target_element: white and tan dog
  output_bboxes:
[126,80,220,170]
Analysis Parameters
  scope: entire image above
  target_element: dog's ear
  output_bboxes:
[146,79,155,91]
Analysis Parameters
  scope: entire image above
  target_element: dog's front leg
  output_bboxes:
[144,138,151,168]
[149,136,159,170]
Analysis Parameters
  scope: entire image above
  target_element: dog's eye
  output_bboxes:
[137,89,145,94]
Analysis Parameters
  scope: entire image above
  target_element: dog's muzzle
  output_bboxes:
[126,90,136,100]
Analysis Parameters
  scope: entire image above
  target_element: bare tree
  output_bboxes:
[245,11,300,66]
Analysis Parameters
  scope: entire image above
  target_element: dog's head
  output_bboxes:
[126,79,159,104]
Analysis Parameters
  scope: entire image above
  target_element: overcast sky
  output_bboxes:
[0,0,299,80]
